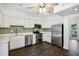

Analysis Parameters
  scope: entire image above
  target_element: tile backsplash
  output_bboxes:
[0,26,51,34]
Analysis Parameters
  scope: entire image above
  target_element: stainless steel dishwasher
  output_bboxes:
[25,35,33,46]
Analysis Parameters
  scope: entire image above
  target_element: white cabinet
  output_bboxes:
[24,19,30,28]
[0,12,4,27]
[10,35,25,50]
[0,13,10,28]
[18,18,24,26]
[24,19,34,28]
[33,34,36,44]
[43,32,51,43]
[10,16,17,25]
[10,16,24,26]
[42,23,51,28]
[29,20,34,28]
[4,16,10,27]
[42,24,47,28]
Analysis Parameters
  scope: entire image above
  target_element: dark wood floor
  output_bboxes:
[9,42,67,56]
[10,40,79,56]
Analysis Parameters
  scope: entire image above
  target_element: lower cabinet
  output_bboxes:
[10,35,25,50]
[33,34,36,44]
[43,32,51,43]
[25,35,33,46]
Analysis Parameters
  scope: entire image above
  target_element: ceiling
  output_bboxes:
[0,3,79,18]
[55,4,79,16]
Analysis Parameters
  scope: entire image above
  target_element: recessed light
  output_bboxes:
[74,8,78,11]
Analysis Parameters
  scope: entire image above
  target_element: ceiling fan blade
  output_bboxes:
[45,3,59,8]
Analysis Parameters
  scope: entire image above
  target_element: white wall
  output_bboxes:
[67,14,79,39]
[45,16,69,49]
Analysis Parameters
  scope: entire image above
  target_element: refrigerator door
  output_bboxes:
[51,24,63,48]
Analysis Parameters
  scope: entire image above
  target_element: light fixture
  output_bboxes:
[39,8,47,13]
[38,3,59,14]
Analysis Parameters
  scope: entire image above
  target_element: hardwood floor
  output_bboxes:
[10,39,79,56]
[9,42,67,56]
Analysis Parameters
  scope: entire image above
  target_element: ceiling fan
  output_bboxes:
[22,3,59,14]
[38,3,59,13]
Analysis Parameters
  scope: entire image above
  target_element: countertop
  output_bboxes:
[0,32,33,44]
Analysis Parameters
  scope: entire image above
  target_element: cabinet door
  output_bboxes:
[10,16,17,25]
[10,36,25,50]
[10,16,24,26]
[15,36,25,49]
[10,37,16,50]
[33,34,36,44]
[0,13,4,27]
[42,24,51,28]
[25,35,33,45]
[24,19,34,28]
[43,32,51,43]
[29,20,34,28]
[4,16,10,27]
[24,19,30,28]
[18,18,24,26]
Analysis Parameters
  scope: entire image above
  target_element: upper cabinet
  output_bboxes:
[42,23,51,28]
[10,16,24,26]
[24,19,34,28]
[4,16,10,28]
[0,12,4,27]
[0,12,10,28]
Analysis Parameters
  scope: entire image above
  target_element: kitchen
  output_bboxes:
[0,3,79,56]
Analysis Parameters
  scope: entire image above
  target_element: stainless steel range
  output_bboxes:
[33,24,43,44]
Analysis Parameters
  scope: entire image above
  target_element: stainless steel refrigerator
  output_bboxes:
[51,24,64,48]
